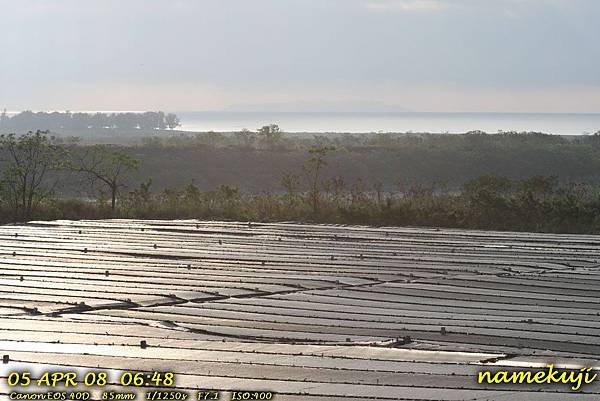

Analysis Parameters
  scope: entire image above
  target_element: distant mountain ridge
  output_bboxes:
[223,100,410,113]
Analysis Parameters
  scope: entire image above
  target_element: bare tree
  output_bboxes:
[303,145,335,214]
[0,131,65,220]
[281,173,300,207]
[76,145,139,211]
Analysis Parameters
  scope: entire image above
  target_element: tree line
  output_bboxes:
[131,127,600,192]
[1,129,600,234]
[0,111,180,132]
[138,126,600,151]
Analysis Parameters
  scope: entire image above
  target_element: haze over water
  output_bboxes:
[6,111,600,135]
[177,112,600,135]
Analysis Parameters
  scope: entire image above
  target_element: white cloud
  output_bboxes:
[365,0,448,12]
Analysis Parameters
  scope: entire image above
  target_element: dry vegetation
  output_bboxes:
[0,130,600,234]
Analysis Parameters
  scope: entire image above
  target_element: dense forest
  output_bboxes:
[0,128,600,233]
[127,127,600,192]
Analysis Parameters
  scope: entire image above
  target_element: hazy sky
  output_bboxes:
[1,0,599,112]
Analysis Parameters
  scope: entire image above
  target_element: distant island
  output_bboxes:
[224,100,410,113]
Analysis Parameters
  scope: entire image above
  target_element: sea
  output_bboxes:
[176,112,600,135]
[6,111,600,135]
